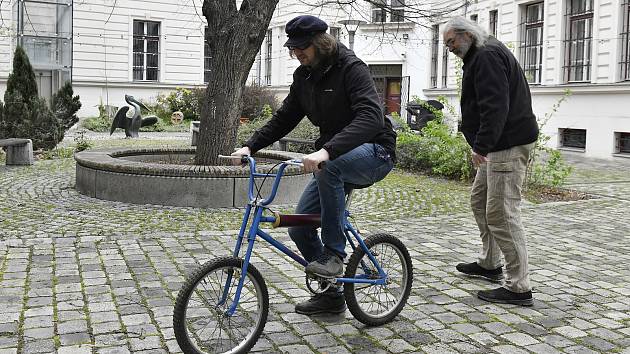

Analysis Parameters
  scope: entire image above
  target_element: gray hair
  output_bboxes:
[443,16,489,47]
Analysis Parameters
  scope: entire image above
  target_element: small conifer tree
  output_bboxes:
[52,81,82,132]
[2,46,65,150]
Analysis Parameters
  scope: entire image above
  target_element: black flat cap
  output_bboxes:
[284,15,328,49]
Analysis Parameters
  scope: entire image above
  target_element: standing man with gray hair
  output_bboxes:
[443,16,539,306]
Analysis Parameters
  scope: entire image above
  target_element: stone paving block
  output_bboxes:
[0,348,17,354]
[59,332,92,346]
[57,344,93,354]
[21,339,56,353]
[492,344,529,354]
[303,333,339,348]
[22,326,54,340]
[553,325,588,338]
[380,338,416,353]
[525,343,561,354]
[129,336,163,351]
[279,344,315,354]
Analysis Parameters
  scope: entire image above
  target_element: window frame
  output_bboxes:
[371,0,405,23]
[563,0,594,83]
[132,20,160,82]
[264,29,272,86]
[489,10,498,37]
[620,0,630,81]
[520,2,545,84]
[430,24,439,88]
[441,44,449,88]
[559,128,587,150]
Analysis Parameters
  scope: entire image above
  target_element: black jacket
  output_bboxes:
[460,37,539,156]
[245,43,397,161]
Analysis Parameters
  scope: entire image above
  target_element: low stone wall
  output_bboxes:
[74,148,310,208]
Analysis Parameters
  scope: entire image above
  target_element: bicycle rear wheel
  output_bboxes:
[173,256,269,354]
[344,233,413,326]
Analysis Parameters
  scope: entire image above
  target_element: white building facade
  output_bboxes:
[0,0,433,122]
[424,0,630,159]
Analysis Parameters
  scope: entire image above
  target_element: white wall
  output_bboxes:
[424,0,630,160]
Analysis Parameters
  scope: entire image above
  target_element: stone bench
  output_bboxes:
[0,138,34,165]
[278,137,314,151]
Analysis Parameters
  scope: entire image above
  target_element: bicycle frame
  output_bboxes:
[220,156,388,316]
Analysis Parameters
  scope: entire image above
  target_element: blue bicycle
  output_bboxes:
[173,156,413,354]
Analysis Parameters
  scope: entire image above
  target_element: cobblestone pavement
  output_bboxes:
[0,136,629,353]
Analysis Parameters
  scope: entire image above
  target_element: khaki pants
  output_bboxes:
[471,143,534,293]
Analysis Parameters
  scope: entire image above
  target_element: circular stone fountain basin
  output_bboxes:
[74,147,310,208]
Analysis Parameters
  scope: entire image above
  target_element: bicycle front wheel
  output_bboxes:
[173,256,269,354]
[344,233,413,326]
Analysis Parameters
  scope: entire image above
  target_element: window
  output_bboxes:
[560,128,586,149]
[470,14,478,23]
[430,25,439,88]
[489,10,498,37]
[520,2,544,84]
[264,30,272,86]
[372,0,405,23]
[329,26,340,40]
[615,132,630,154]
[441,45,449,88]
[621,0,630,80]
[204,27,211,83]
[133,20,160,81]
[391,0,405,22]
[564,0,593,82]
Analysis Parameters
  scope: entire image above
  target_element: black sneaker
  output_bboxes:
[295,291,346,315]
[456,262,504,282]
[477,287,533,306]
[305,249,344,277]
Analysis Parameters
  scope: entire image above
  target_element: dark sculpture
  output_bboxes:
[405,100,444,131]
[110,95,159,138]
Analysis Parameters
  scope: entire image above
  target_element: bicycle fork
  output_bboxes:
[219,204,263,317]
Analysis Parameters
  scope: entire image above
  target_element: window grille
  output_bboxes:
[133,20,160,81]
[489,10,498,37]
[371,0,404,23]
[441,46,449,88]
[430,25,439,88]
[621,0,630,80]
[564,0,593,82]
[265,30,272,86]
[520,2,544,84]
[391,0,405,22]
[616,132,630,153]
[560,128,587,149]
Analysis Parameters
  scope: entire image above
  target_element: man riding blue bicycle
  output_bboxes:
[232,15,397,316]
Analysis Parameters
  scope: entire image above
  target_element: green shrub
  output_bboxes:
[74,130,92,152]
[240,85,280,120]
[158,87,204,121]
[396,120,473,181]
[237,116,319,154]
[82,116,111,132]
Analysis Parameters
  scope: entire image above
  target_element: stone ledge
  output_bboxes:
[75,148,305,177]
[74,147,310,208]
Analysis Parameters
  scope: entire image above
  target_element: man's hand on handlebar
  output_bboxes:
[231,146,251,166]
[302,148,329,173]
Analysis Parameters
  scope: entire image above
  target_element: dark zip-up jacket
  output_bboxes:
[460,37,539,156]
[245,43,397,161]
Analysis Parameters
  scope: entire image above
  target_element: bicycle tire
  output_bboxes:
[173,256,269,354]
[344,233,413,326]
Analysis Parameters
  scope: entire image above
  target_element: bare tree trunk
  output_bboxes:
[196,0,278,166]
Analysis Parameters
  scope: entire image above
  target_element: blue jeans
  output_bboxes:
[288,143,394,262]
